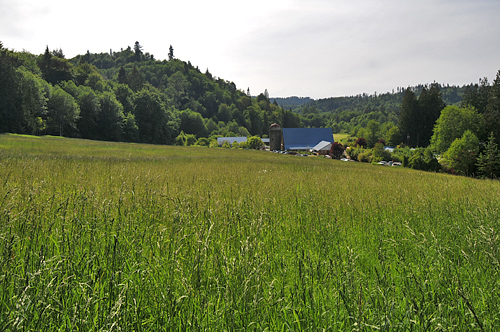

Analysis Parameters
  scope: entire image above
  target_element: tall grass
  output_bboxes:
[1,134,500,330]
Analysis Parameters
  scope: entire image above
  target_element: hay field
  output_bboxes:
[1,134,500,330]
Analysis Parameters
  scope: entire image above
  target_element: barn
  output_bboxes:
[281,128,334,151]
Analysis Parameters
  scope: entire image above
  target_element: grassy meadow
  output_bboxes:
[1,134,500,331]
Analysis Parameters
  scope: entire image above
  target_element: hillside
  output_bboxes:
[0,42,301,144]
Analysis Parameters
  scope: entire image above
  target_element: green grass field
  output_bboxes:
[333,133,350,143]
[1,134,500,331]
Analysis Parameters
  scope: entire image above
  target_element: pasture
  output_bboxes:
[1,134,500,331]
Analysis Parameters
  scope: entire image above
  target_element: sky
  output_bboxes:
[2,0,500,99]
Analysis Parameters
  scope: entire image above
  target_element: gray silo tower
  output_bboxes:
[269,123,282,151]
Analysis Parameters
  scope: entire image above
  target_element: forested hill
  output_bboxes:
[272,84,467,135]
[1,40,496,147]
[272,96,314,110]
[0,41,302,145]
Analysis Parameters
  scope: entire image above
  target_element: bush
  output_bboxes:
[358,152,372,163]
[408,148,441,172]
[247,136,263,149]
[371,143,391,162]
[442,130,479,175]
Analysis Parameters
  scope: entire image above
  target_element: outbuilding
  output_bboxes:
[311,140,333,155]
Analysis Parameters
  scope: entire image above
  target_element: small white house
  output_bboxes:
[311,140,332,155]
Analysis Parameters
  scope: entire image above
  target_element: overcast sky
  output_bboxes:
[2,0,500,99]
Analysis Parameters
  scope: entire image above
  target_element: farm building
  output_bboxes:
[311,140,333,155]
[217,137,247,147]
[281,128,334,151]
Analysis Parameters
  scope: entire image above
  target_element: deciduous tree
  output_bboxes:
[430,105,482,154]
[442,130,479,176]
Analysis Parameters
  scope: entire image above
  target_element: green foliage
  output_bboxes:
[476,132,500,179]
[133,86,179,144]
[430,105,483,154]
[195,137,210,147]
[484,70,500,142]
[98,92,125,141]
[417,83,446,147]
[399,84,445,147]
[174,130,196,146]
[46,86,80,136]
[408,148,440,172]
[371,143,391,162]
[38,46,74,85]
[365,120,380,148]
[247,136,264,149]
[16,67,49,134]
[122,112,139,142]
[461,77,491,113]
[221,140,231,148]
[385,125,401,146]
[346,145,366,161]
[209,138,219,147]
[179,109,206,136]
[442,130,480,175]
[76,88,100,139]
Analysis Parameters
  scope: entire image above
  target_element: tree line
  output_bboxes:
[0,41,301,146]
[338,74,500,179]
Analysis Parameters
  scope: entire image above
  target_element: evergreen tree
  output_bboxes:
[134,41,143,61]
[0,48,23,133]
[484,70,500,142]
[40,46,52,82]
[398,88,418,146]
[128,65,145,92]
[39,46,73,85]
[117,66,128,85]
[461,78,490,113]
[477,132,500,179]
[168,45,174,61]
[418,83,445,147]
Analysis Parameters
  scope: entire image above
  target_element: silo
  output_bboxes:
[269,123,282,151]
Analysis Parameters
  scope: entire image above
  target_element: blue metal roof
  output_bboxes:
[282,128,334,150]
